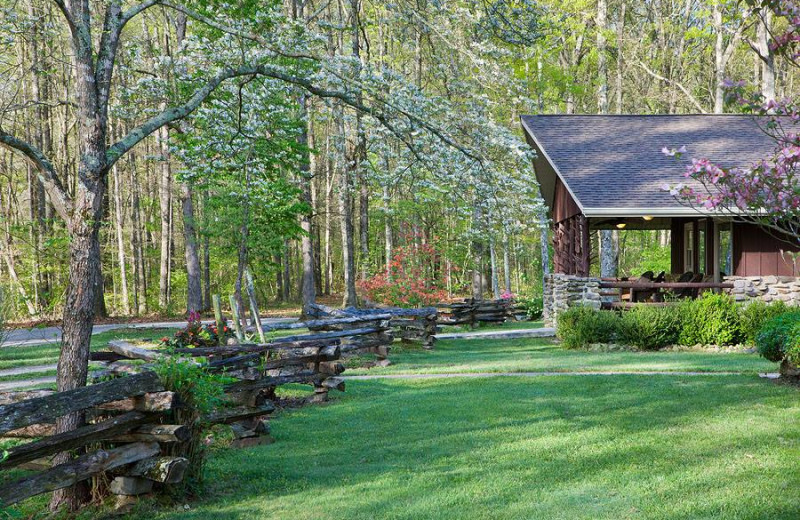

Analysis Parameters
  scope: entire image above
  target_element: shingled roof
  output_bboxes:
[520,114,778,217]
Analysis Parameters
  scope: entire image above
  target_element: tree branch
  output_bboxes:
[0,128,72,220]
[635,61,707,113]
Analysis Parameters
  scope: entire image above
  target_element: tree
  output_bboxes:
[665,1,799,243]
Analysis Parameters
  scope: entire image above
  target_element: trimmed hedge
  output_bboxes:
[755,311,800,362]
[678,293,742,346]
[556,306,618,349]
[619,305,681,350]
[556,296,793,351]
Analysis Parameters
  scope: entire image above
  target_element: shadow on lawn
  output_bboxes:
[139,375,800,519]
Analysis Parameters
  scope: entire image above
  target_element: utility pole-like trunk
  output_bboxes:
[597,0,618,278]
[503,232,512,294]
[383,183,392,277]
[299,98,317,313]
[111,161,130,315]
[756,10,776,101]
[180,182,202,313]
[713,4,725,114]
[158,123,172,309]
[489,235,500,299]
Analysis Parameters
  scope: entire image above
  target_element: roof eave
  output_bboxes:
[520,116,586,213]
[583,207,734,218]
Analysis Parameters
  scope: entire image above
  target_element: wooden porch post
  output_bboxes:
[712,219,721,287]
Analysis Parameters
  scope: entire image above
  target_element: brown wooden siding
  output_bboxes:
[552,177,581,224]
[733,223,800,276]
[670,218,687,274]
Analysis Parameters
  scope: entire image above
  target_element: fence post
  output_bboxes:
[212,295,225,345]
[228,295,245,342]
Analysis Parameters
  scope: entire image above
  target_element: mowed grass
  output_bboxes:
[119,375,800,520]
[0,328,177,386]
[345,337,779,375]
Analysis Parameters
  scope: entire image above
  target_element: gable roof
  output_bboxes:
[520,114,778,218]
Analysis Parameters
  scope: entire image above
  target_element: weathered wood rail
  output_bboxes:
[436,298,521,327]
[0,327,373,507]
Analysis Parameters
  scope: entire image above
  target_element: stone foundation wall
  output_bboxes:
[726,276,800,305]
[542,274,602,326]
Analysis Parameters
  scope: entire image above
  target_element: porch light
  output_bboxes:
[642,215,654,221]
[616,222,627,229]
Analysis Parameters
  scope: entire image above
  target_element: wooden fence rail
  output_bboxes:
[0,322,396,507]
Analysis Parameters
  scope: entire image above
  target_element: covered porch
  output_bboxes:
[554,212,735,307]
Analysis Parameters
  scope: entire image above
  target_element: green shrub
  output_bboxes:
[739,300,788,345]
[678,293,742,346]
[755,311,800,362]
[619,305,681,350]
[516,295,543,320]
[556,306,618,349]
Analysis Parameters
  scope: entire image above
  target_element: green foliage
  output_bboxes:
[755,311,800,362]
[515,295,543,320]
[739,300,788,345]
[153,355,235,490]
[556,306,618,349]
[678,293,742,346]
[619,305,681,350]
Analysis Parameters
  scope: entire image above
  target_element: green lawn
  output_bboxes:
[114,375,800,520]
[439,320,545,333]
[345,337,779,375]
[0,329,177,386]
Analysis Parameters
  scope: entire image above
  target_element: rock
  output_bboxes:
[110,477,153,496]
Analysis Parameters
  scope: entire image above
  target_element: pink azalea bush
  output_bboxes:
[663,1,800,243]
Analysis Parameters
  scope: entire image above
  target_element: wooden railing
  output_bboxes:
[599,280,734,309]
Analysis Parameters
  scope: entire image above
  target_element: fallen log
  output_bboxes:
[0,371,164,434]
[0,442,160,506]
[2,423,55,438]
[0,412,151,470]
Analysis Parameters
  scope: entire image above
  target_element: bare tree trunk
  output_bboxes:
[615,1,626,114]
[340,159,358,306]
[383,183,392,277]
[471,205,485,299]
[158,124,172,309]
[597,0,608,113]
[756,10,776,101]
[489,235,500,299]
[503,232,512,294]
[180,181,202,313]
[324,143,334,296]
[713,4,725,114]
[299,96,317,313]
[111,162,130,315]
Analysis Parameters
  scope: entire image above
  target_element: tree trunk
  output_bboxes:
[489,235,500,299]
[111,162,130,315]
[503,232,512,294]
[180,181,202,313]
[756,10,776,101]
[158,124,172,309]
[713,4,725,114]
[299,96,317,313]
[383,183,392,277]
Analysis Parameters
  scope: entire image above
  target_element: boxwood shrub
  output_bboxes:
[619,305,681,350]
[678,293,742,346]
[755,311,800,362]
[740,300,788,345]
[556,306,618,349]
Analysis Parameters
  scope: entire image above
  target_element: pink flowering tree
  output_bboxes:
[664,1,800,243]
